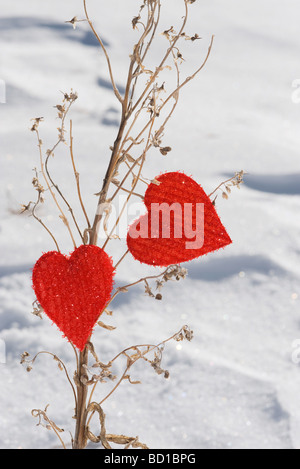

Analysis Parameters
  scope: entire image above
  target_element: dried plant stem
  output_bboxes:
[94,29,215,244]
[35,129,77,249]
[89,120,129,246]
[86,326,191,429]
[83,0,123,104]
[73,348,89,449]
[31,351,77,407]
[69,120,91,230]
[208,172,243,197]
[102,101,157,250]
[113,249,129,269]
[87,0,170,246]
[107,265,176,309]
[113,184,144,199]
[130,1,189,115]
[43,98,85,245]
[53,0,213,450]
[109,154,145,203]
[161,35,215,110]
[130,2,162,97]
[32,407,67,449]
[45,151,84,244]
[23,0,219,451]
[121,34,215,160]
[31,194,61,252]
[86,402,111,448]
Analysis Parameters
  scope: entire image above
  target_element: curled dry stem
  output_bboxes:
[31,405,66,449]
[86,402,149,449]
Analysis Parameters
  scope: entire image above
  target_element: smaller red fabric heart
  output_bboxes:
[32,245,115,351]
[127,172,232,267]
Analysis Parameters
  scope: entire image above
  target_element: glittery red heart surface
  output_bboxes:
[32,245,115,351]
[127,172,232,267]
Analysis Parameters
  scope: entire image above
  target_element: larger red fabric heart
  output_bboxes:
[127,172,232,266]
[32,245,115,351]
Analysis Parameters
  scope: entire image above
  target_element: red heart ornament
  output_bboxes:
[127,172,232,266]
[32,245,115,351]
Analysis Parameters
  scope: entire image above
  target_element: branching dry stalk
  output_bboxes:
[20,0,236,450]
[85,0,215,248]
[22,325,193,449]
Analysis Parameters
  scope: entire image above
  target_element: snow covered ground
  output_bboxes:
[1,0,300,449]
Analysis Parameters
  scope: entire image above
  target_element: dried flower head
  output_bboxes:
[30,117,44,132]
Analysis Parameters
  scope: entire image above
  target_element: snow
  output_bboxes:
[1,0,300,449]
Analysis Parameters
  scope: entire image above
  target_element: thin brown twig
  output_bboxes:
[44,106,84,244]
[106,264,176,309]
[34,129,77,249]
[101,94,157,250]
[124,0,159,113]
[31,0,214,450]
[158,35,215,112]
[129,1,162,109]
[130,0,189,115]
[88,1,163,246]
[83,0,123,104]
[90,12,214,251]
[107,154,144,204]
[30,351,77,409]
[208,173,241,198]
[45,153,84,244]
[106,34,214,205]
[113,249,129,270]
[112,183,144,199]
[31,196,61,252]
[127,34,215,154]
[70,342,80,376]
[31,406,67,450]
[69,120,91,230]
[86,325,191,426]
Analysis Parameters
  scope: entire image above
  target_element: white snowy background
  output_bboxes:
[1,0,300,449]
